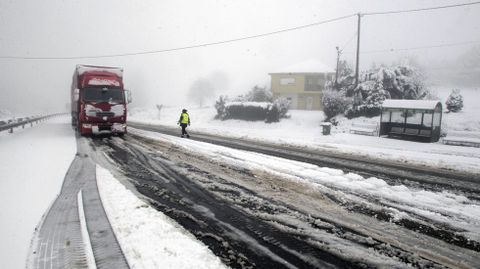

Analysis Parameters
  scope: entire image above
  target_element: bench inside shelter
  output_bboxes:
[379,99,442,142]
[350,121,378,136]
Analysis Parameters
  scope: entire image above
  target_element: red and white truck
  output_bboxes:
[71,64,131,136]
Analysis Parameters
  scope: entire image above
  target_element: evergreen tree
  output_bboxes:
[244,85,272,102]
[445,89,464,112]
[364,80,387,108]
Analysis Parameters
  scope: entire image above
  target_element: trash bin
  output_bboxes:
[320,122,331,135]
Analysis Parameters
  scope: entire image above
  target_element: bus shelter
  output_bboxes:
[379,100,442,142]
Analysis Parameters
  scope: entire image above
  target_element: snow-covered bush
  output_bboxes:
[345,79,385,118]
[345,105,382,119]
[345,64,429,118]
[445,89,464,113]
[322,89,352,120]
[214,85,289,122]
[265,105,280,123]
[224,102,270,121]
[273,97,291,119]
[214,94,289,123]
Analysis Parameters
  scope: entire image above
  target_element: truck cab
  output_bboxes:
[71,65,131,136]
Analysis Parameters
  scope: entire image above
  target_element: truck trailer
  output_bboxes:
[71,64,131,136]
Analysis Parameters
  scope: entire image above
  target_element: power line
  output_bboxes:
[1,1,479,60]
[357,40,480,54]
[0,14,356,60]
[340,32,357,51]
[363,1,480,16]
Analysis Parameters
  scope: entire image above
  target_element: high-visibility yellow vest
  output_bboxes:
[181,113,189,124]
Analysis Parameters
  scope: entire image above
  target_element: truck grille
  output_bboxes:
[99,125,111,131]
[96,112,115,118]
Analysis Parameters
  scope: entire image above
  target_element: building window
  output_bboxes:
[305,75,322,91]
[280,77,295,85]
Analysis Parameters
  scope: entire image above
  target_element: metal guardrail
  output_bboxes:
[0,113,64,133]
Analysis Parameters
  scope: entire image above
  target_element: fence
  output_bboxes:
[0,113,63,133]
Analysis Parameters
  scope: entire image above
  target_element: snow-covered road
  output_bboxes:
[2,115,480,268]
[128,128,480,240]
[96,129,480,268]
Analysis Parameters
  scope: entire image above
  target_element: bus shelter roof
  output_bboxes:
[382,99,441,110]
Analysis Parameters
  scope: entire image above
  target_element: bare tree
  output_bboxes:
[208,71,230,93]
[188,78,215,107]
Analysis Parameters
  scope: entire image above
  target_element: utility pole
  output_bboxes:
[354,13,361,88]
[334,46,342,90]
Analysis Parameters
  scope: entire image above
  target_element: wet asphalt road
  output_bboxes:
[93,131,480,269]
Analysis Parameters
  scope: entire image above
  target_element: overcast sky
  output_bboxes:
[0,0,479,113]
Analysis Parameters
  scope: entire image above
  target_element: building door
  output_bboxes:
[306,97,313,110]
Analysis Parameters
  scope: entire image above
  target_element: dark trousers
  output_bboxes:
[180,123,188,136]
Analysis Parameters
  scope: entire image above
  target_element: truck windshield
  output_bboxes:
[83,87,124,104]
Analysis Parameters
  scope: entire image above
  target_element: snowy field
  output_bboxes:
[129,87,480,174]
[0,116,76,269]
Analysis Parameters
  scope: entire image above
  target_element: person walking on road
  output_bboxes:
[178,108,191,138]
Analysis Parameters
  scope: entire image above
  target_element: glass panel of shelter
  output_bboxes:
[390,109,403,123]
[433,111,441,128]
[422,111,433,127]
[381,110,391,122]
[406,109,423,125]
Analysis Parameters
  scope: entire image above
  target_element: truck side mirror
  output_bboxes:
[73,88,80,101]
[125,89,132,104]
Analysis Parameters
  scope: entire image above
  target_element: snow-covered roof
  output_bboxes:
[270,59,335,74]
[77,64,123,77]
[382,99,442,110]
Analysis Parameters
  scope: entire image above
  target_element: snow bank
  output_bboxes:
[96,165,228,269]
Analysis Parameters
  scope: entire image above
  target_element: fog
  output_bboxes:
[1,0,479,114]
